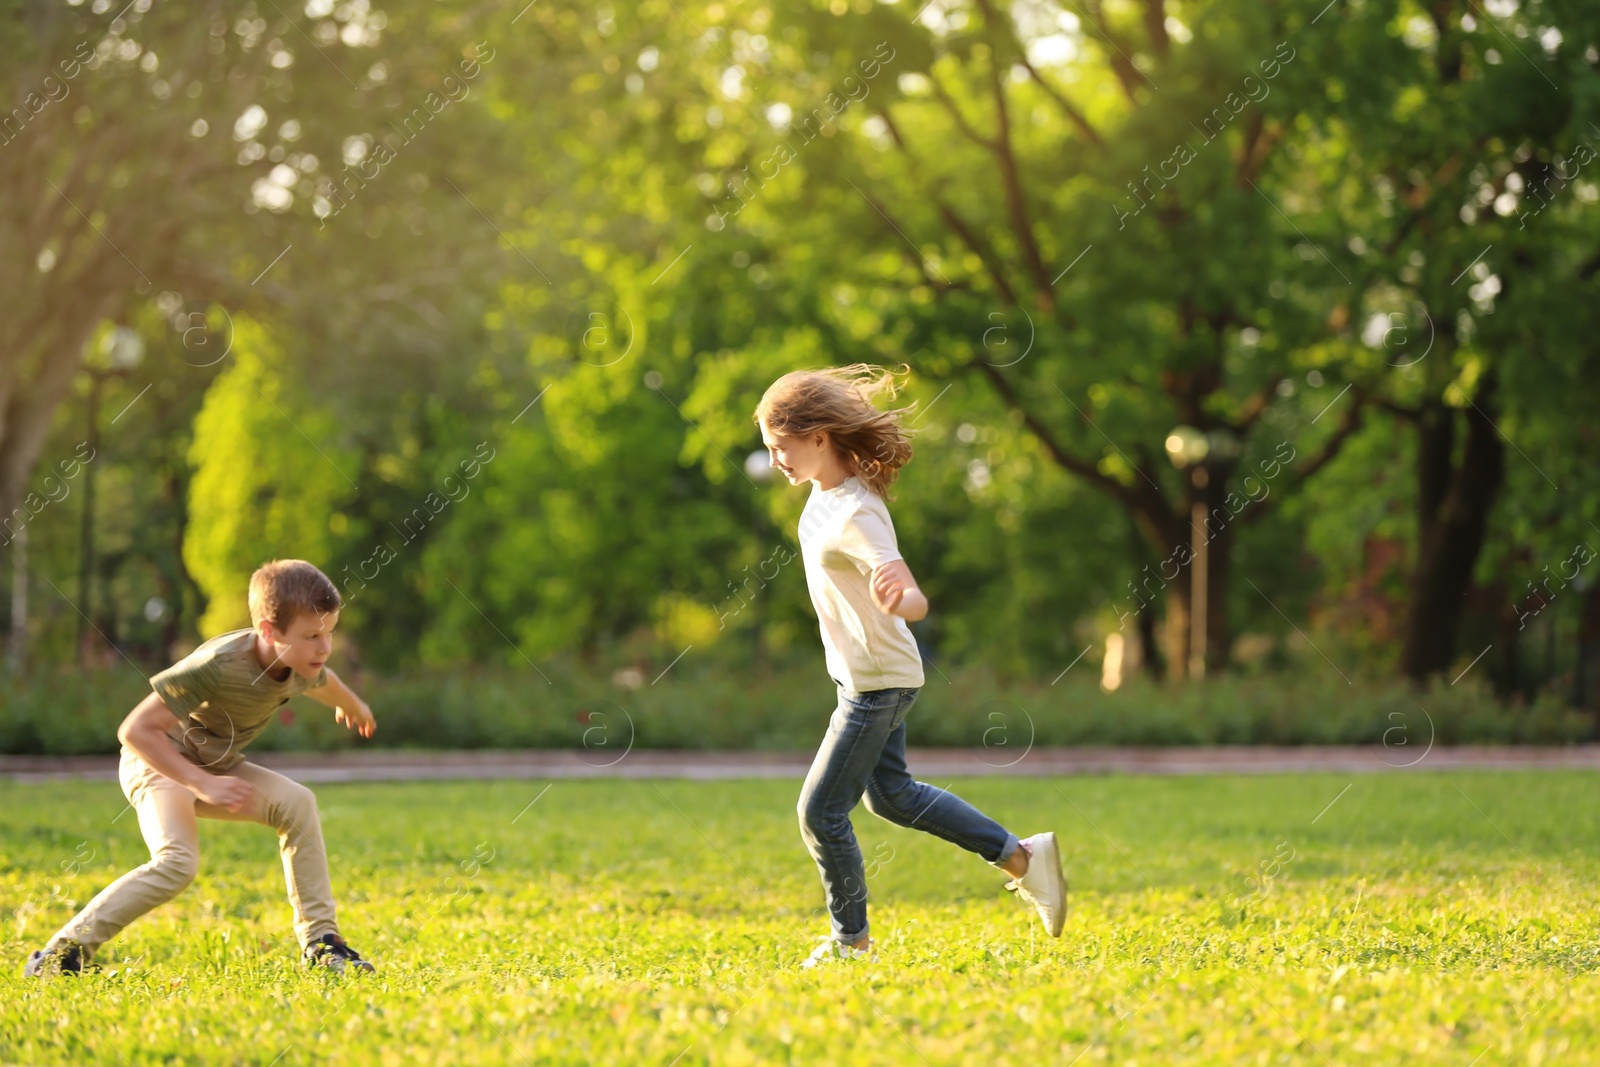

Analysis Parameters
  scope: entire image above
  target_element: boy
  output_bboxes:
[25,559,378,976]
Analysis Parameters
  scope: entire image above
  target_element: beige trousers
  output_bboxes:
[46,746,340,960]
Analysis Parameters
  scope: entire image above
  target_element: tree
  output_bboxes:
[500,0,1377,676]
[1311,0,1600,679]
[184,319,357,633]
[2,0,562,652]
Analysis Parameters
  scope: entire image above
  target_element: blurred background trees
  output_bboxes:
[4,0,1599,714]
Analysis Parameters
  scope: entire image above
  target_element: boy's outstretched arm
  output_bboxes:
[117,694,255,812]
[302,668,377,738]
[871,559,930,622]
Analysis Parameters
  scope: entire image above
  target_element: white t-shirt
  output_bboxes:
[798,475,925,692]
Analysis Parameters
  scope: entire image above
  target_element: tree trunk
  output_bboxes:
[1164,572,1192,678]
[1205,517,1235,674]
[0,294,115,529]
[1399,376,1506,680]
[7,525,25,673]
[1137,592,1164,680]
[1579,580,1600,722]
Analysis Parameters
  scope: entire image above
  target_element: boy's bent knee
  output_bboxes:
[149,845,199,894]
[266,782,319,829]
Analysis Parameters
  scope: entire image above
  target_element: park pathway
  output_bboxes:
[4,745,1599,784]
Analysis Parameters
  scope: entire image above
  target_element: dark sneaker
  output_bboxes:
[303,933,374,974]
[24,943,83,977]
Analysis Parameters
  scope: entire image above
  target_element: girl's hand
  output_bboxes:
[872,571,905,612]
[871,560,928,621]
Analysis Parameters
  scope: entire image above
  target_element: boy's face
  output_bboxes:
[262,610,339,680]
[759,419,831,486]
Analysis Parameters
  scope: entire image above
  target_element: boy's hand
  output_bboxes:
[336,703,377,738]
[191,775,255,813]
[303,669,375,737]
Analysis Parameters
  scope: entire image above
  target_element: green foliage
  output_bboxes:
[412,360,752,666]
[6,0,1600,700]
[1,660,1585,756]
[5,772,1600,1063]
[184,321,357,634]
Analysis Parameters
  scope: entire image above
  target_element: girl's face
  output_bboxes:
[759,419,835,486]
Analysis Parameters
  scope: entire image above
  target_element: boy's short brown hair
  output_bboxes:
[248,560,342,631]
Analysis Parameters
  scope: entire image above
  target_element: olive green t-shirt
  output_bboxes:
[148,629,327,773]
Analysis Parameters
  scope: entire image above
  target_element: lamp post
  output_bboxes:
[77,326,144,662]
[1164,425,1240,679]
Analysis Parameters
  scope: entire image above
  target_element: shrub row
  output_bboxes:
[1,657,1589,756]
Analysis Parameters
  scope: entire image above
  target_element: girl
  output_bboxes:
[754,364,1066,967]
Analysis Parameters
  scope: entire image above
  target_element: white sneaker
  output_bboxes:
[1007,832,1067,937]
[800,935,874,969]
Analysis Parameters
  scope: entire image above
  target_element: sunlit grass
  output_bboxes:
[3,772,1598,1064]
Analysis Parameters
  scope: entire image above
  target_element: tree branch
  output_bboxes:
[978,4,1057,314]
[1294,393,1367,482]
[926,74,993,151]
[969,359,1185,548]
[1009,51,1104,146]
[972,0,1104,146]
[1143,0,1170,60]
[850,180,965,295]
[1236,112,1286,187]
[1081,0,1148,103]
[1241,392,1367,526]
[1580,246,1600,281]
[1232,375,1284,432]
[876,106,1022,305]
[1359,386,1422,422]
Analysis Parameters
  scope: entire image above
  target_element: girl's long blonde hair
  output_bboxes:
[754,363,919,499]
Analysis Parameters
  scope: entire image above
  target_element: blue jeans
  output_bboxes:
[797,682,1020,944]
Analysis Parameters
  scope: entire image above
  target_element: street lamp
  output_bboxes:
[77,326,144,662]
[1165,425,1240,679]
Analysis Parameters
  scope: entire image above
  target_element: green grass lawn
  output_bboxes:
[3,771,1598,1065]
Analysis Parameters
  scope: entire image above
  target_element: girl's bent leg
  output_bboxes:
[797,688,907,945]
[864,718,1020,868]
